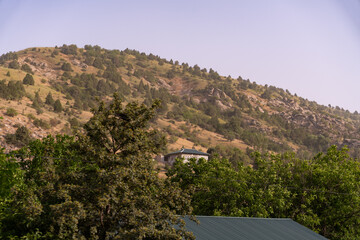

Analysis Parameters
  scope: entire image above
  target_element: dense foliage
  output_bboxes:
[0,80,26,100]
[168,147,360,239]
[4,126,32,147]
[0,95,194,239]
[23,73,35,85]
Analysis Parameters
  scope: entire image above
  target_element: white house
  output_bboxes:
[164,148,209,165]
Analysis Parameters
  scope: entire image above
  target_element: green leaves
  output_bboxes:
[0,95,193,239]
[169,146,360,239]
[84,93,165,159]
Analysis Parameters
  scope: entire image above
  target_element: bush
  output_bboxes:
[35,107,44,115]
[60,44,77,55]
[5,108,17,117]
[4,125,32,147]
[0,51,18,64]
[61,62,73,71]
[8,60,20,69]
[0,80,26,100]
[49,118,61,127]
[33,118,50,129]
[27,113,36,120]
[53,99,63,112]
[45,92,55,105]
[21,64,34,74]
[68,117,81,129]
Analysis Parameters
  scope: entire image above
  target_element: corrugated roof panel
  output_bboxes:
[183,216,328,240]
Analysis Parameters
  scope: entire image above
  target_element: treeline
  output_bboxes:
[168,147,360,240]
[49,45,360,156]
[1,45,359,157]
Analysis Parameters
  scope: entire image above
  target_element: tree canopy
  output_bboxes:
[23,73,35,85]
[0,94,194,239]
[168,146,360,239]
[53,99,63,113]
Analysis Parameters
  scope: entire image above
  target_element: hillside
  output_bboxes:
[1,45,360,163]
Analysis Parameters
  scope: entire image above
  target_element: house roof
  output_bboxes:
[183,216,328,240]
[164,148,210,157]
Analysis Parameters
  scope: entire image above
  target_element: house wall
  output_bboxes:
[165,154,208,165]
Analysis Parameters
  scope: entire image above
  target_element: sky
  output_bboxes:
[0,0,360,112]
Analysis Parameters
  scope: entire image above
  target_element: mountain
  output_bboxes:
[1,45,360,163]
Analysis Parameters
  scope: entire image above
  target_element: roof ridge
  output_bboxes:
[192,216,293,221]
[165,148,210,156]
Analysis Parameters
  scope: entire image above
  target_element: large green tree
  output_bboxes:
[1,94,194,239]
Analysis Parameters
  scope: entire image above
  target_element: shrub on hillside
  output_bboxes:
[5,108,17,117]
[60,44,78,55]
[8,60,20,69]
[53,99,63,112]
[45,92,55,105]
[61,62,72,71]
[49,118,61,127]
[0,51,18,64]
[0,80,26,100]
[4,125,32,147]
[22,74,34,85]
[33,118,50,129]
[21,64,34,74]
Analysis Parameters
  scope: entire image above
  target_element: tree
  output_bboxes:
[1,94,194,239]
[168,157,248,217]
[0,51,18,64]
[73,97,83,110]
[32,90,43,109]
[96,79,112,95]
[23,74,35,85]
[138,79,145,93]
[45,92,55,105]
[53,99,63,112]
[4,126,32,147]
[0,150,22,201]
[93,57,104,69]
[21,63,34,74]
[60,44,78,55]
[61,62,72,71]
[8,60,20,69]
[0,80,26,100]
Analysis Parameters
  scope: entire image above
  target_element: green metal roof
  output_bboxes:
[183,216,328,240]
[165,148,209,157]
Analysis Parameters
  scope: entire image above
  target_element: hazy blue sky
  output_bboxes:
[1,0,359,111]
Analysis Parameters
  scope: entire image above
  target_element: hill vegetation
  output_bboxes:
[1,45,360,162]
